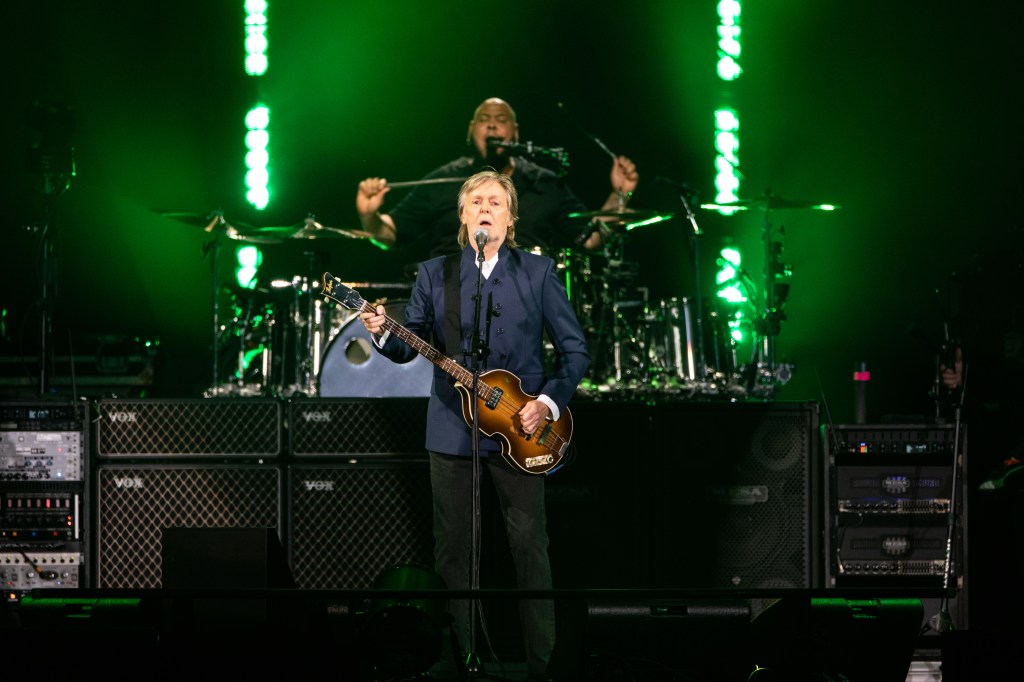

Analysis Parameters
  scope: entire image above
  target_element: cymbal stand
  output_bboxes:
[207,237,223,395]
[669,185,709,383]
[751,211,790,396]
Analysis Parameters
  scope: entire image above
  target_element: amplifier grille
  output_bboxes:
[96,399,281,457]
[287,462,434,589]
[288,398,427,456]
[95,464,280,588]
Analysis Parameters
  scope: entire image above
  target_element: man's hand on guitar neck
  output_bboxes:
[360,302,387,338]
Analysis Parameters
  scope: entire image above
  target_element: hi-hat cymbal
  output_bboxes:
[700,195,840,211]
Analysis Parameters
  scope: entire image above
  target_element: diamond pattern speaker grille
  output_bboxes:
[288,398,428,456]
[287,462,434,589]
[95,464,281,588]
[96,399,281,457]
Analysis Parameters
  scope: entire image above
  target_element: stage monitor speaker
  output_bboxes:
[749,597,923,682]
[161,526,295,634]
[161,526,293,589]
[288,398,428,456]
[286,460,434,589]
[95,399,281,458]
[94,464,281,588]
[649,401,821,589]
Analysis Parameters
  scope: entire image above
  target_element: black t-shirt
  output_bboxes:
[387,156,591,262]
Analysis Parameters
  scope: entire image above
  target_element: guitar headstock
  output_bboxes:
[321,272,365,311]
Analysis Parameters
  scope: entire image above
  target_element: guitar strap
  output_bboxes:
[443,252,463,366]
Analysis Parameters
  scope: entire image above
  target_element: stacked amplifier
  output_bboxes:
[824,423,967,627]
[1,401,88,600]
[90,397,433,591]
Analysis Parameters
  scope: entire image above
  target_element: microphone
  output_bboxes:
[486,138,569,165]
[474,229,488,250]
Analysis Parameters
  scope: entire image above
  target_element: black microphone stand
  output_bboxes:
[935,364,967,633]
[465,241,489,677]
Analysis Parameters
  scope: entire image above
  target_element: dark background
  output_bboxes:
[2,0,1022,424]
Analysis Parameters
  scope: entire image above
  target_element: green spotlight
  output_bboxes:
[714,3,742,209]
[244,0,268,76]
[245,106,270,210]
[235,245,262,289]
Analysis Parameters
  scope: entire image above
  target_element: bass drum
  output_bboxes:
[318,299,434,398]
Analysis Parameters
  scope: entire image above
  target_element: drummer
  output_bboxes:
[355,97,640,262]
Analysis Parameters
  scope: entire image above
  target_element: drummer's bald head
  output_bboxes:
[473,97,517,122]
[466,98,518,149]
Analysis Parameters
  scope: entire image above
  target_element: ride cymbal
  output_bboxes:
[247,217,377,241]
[700,195,840,211]
[568,208,674,229]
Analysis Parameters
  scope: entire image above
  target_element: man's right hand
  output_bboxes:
[356,177,390,216]
[355,177,397,248]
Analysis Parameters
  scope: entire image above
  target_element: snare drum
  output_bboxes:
[318,298,433,398]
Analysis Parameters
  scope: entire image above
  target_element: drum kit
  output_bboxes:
[162,189,836,402]
[565,190,839,401]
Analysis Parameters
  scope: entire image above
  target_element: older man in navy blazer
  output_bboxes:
[361,169,590,680]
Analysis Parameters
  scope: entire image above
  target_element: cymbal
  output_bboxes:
[699,195,840,211]
[569,206,671,231]
[159,210,284,244]
[248,218,376,241]
[569,206,671,223]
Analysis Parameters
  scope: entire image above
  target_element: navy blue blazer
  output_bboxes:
[376,245,591,457]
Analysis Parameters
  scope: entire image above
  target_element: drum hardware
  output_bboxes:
[699,189,838,395]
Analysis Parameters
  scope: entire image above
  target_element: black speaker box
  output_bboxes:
[160,526,296,634]
[161,526,294,589]
[648,401,821,589]
[95,399,281,458]
[94,464,282,588]
[286,460,434,589]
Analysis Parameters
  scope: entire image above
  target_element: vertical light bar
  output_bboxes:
[714,1,742,213]
[244,1,269,210]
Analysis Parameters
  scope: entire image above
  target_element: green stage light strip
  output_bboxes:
[244,1,269,210]
[714,0,742,214]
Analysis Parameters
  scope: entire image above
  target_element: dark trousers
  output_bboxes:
[429,451,555,676]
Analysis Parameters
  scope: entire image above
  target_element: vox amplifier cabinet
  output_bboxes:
[1,401,89,595]
[95,399,281,458]
[94,463,281,588]
[286,460,433,589]
[288,398,428,457]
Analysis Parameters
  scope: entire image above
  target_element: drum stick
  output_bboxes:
[385,177,467,188]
